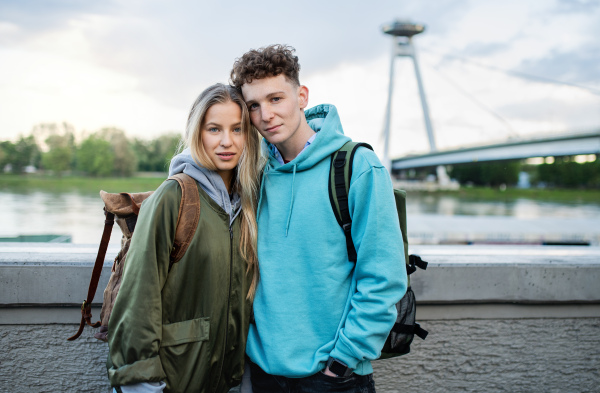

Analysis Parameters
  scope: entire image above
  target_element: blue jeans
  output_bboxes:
[248,360,376,393]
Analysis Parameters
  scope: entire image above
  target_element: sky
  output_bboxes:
[1,0,599,158]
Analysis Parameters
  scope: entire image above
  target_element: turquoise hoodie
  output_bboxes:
[247,104,407,377]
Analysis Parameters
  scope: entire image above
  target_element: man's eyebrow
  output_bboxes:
[245,91,286,104]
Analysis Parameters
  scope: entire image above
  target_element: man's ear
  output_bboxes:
[298,85,309,110]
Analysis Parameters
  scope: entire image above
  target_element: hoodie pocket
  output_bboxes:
[162,317,210,347]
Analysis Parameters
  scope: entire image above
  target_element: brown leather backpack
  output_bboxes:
[68,173,200,342]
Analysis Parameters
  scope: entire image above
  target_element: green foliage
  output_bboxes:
[133,133,181,172]
[0,141,14,170]
[97,127,137,177]
[450,161,520,187]
[1,136,41,173]
[1,123,176,178]
[77,135,114,176]
[41,133,75,175]
[538,157,600,188]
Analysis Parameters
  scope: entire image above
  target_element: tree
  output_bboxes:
[97,127,137,177]
[5,135,41,173]
[132,132,182,172]
[41,133,75,175]
[77,135,114,177]
[149,133,182,172]
[450,160,519,187]
[0,141,14,171]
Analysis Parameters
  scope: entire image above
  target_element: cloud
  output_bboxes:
[516,42,600,88]
[555,0,600,13]
[0,0,114,40]
[459,42,511,57]
[1,0,599,148]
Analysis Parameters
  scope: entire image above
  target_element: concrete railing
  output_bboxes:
[1,243,599,392]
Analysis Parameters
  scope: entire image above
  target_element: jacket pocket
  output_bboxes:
[162,317,210,347]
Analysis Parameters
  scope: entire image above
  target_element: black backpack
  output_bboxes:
[329,141,429,358]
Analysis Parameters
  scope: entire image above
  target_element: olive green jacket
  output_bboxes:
[107,179,253,393]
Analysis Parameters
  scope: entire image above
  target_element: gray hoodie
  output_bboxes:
[168,148,241,227]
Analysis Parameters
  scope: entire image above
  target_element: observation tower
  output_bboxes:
[381,20,436,169]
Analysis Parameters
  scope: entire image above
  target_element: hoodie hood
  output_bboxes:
[263,104,351,172]
[168,148,241,226]
[257,104,351,236]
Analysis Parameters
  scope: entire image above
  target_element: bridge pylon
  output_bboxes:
[381,20,437,171]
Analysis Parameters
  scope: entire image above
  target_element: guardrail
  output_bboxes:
[1,243,599,392]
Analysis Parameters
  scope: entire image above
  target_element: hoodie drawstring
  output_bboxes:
[257,166,268,222]
[285,164,297,237]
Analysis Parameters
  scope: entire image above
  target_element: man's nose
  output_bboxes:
[261,106,274,122]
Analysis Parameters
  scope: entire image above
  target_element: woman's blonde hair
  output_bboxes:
[178,83,263,300]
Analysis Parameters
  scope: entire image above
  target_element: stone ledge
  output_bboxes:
[1,243,599,306]
[3,303,600,325]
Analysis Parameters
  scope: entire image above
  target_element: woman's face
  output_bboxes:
[201,100,245,183]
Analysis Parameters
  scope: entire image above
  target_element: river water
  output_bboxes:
[1,190,600,245]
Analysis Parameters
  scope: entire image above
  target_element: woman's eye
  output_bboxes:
[233,127,242,133]
[209,127,219,133]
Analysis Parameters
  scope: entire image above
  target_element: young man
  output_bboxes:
[230,45,407,393]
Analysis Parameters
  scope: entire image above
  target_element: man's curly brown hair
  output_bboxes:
[230,44,300,89]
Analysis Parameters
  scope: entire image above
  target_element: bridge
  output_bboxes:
[381,20,600,173]
[392,130,600,170]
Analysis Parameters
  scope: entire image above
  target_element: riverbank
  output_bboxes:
[1,173,600,203]
[408,186,600,204]
[0,173,165,193]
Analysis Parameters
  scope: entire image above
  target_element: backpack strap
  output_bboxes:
[328,141,373,262]
[168,173,201,264]
[67,209,115,341]
[68,174,200,341]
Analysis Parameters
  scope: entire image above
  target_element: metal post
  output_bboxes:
[411,40,437,152]
[382,38,397,171]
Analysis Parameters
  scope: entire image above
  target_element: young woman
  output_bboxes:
[107,83,262,393]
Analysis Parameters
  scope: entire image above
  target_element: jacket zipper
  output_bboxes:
[214,225,234,392]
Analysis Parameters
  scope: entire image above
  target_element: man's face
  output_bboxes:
[241,74,308,148]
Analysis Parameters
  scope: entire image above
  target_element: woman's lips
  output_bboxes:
[217,152,236,161]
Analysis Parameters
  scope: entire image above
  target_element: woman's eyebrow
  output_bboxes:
[205,121,242,127]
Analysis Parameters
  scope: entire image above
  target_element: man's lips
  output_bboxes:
[264,125,282,132]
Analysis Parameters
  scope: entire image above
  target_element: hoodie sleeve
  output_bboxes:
[329,150,408,369]
[107,180,180,386]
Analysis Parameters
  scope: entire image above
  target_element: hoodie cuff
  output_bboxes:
[329,340,360,370]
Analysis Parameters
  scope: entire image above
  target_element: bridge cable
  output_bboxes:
[428,62,520,139]
[421,49,600,96]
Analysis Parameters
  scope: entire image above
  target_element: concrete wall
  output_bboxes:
[1,243,600,392]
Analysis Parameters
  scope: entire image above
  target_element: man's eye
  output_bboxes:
[272,97,281,102]
[248,103,259,110]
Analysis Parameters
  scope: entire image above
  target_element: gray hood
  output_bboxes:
[168,148,241,227]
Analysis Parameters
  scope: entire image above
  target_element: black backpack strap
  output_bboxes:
[407,254,428,275]
[392,322,429,340]
[328,141,373,262]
